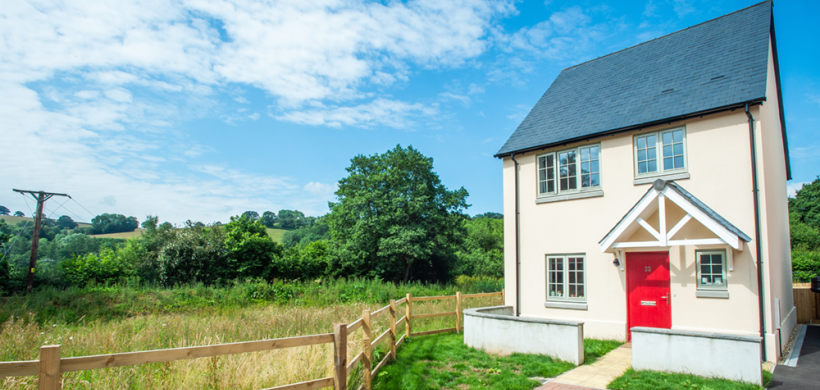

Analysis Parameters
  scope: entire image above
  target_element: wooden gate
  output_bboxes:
[793,284,820,324]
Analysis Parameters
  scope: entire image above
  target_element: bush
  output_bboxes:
[273,240,331,281]
[60,248,135,286]
[454,275,504,293]
[792,250,820,282]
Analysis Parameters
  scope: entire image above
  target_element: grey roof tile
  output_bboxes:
[496,1,772,157]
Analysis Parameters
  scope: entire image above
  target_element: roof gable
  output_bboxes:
[497,1,772,157]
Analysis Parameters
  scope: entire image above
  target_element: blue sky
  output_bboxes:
[0,0,817,225]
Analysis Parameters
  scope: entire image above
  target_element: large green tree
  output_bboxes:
[790,177,820,251]
[0,206,9,215]
[327,145,468,282]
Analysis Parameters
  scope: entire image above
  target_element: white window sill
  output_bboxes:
[634,171,690,185]
[536,189,603,204]
[544,301,588,310]
[696,290,729,299]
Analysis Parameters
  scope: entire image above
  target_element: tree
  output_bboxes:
[327,145,469,282]
[241,211,260,222]
[89,213,139,234]
[473,212,503,220]
[454,217,504,277]
[278,210,306,229]
[0,224,10,294]
[223,215,283,280]
[790,178,820,231]
[0,206,9,215]
[56,215,78,229]
[260,211,277,227]
[142,215,159,230]
[13,211,24,217]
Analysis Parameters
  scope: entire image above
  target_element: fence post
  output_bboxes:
[362,335,372,390]
[502,288,505,305]
[405,293,412,338]
[389,300,397,360]
[456,292,462,333]
[334,323,348,390]
[39,345,61,390]
[362,310,371,388]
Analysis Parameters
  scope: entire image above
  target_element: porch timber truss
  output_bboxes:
[600,179,752,253]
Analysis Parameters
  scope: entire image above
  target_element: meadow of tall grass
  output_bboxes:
[0,277,503,389]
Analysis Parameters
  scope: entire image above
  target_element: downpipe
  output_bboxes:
[511,153,521,317]
[746,103,767,361]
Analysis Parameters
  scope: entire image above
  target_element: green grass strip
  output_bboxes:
[372,332,575,390]
[608,368,771,390]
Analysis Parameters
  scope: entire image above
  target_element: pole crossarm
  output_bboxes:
[12,189,71,199]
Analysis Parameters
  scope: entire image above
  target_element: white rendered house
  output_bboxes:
[496,1,794,362]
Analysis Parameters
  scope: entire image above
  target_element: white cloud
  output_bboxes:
[304,182,338,197]
[439,92,472,107]
[275,98,438,129]
[672,0,695,18]
[643,1,657,17]
[788,182,808,198]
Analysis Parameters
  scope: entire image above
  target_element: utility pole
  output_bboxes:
[12,189,71,294]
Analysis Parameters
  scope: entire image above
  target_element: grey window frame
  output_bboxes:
[537,144,602,197]
[696,250,728,291]
[546,254,587,303]
[633,127,688,178]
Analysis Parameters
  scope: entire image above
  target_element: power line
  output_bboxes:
[2,219,31,259]
[70,198,96,221]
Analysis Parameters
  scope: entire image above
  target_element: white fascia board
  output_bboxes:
[661,188,741,250]
[601,189,660,252]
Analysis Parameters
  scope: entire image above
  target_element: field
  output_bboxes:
[87,229,145,239]
[265,228,288,243]
[0,215,90,229]
[0,279,502,389]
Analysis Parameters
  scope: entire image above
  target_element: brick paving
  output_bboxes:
[535,381,601,390]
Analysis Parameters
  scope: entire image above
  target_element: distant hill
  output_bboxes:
[0,215,91,228]
[1,215,288,243]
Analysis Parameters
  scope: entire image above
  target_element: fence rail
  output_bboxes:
[0,289,503,390]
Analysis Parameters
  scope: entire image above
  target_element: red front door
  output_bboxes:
[626,252,671,340]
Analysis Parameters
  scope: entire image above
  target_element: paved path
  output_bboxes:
[535,343,632,390]
[770,325,820,390]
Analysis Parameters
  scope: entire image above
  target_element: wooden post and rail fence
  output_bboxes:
[0,289,503,390]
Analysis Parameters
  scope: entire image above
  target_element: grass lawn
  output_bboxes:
[607,368,772,390]
[372,332,575,390]
[583,339,622,364]
[265,227,288,243]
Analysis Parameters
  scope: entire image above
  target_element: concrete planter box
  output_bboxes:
[631,327,762,385]
[463,305,584,365]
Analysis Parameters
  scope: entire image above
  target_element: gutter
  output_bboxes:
[495,100,765,159]
[510,153,521,317]
[746,103,767,361]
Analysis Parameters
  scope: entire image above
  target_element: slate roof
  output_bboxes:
[598,179,752,245]
[496,1,773,157]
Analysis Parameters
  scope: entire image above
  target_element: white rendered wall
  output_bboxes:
[631,327,762,385]
[463,306,585,365]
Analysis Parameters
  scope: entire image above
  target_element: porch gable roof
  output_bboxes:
[599,179,751,253]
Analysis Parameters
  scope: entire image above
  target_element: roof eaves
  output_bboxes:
[494,99,766,158]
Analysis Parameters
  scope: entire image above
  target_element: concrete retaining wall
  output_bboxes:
[631,327,762,385]
[463,305,584,365]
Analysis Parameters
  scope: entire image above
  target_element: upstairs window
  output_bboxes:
[538,145,601,196]
[634,128,687,177]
